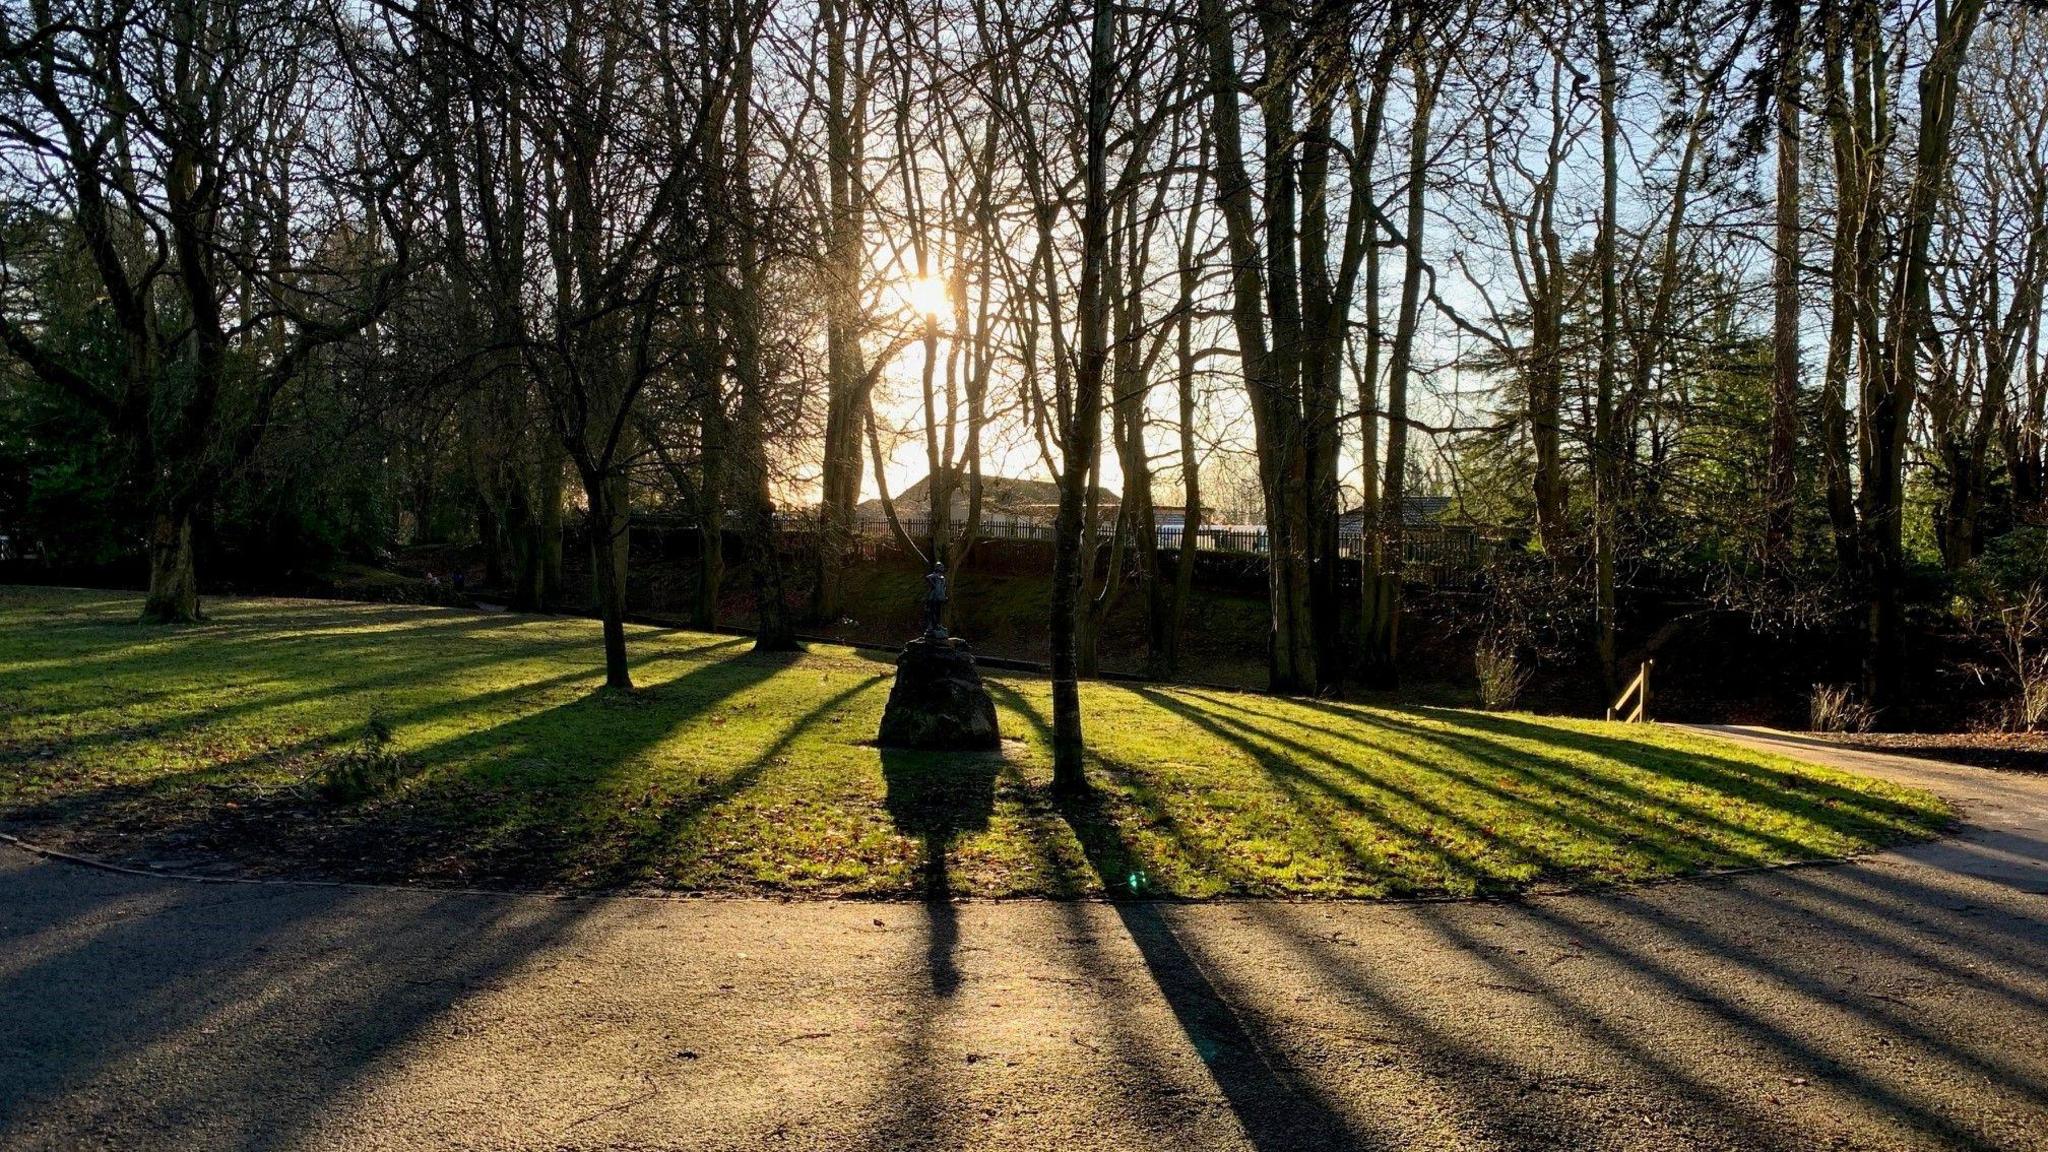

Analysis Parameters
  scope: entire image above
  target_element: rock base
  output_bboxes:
[876,637,1002,751]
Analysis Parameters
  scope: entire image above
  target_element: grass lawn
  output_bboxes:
[0,586,1951,898]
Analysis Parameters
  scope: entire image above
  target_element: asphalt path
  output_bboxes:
[2,724,2044,1151]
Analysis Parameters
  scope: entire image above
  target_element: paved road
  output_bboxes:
[2,726,2045,1151]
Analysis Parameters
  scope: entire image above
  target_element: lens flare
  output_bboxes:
[904,275,949,318]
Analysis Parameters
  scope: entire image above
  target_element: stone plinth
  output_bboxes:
[876,637,1001,751]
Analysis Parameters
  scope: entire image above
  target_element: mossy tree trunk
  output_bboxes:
[141,507,201,624]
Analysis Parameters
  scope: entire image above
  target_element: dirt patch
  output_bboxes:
[1803,730,2048,773]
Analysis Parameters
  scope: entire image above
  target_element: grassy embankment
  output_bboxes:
[0,586,1950,897]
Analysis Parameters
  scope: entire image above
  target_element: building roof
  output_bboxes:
[1339,495,1458,528]
[858,474,1119,519]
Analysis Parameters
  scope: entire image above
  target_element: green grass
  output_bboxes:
[0,586,1952,898]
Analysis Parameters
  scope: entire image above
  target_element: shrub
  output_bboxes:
[315,711,408,804]
[1973,585,2047,733]
[1475,639,1533,711]
[1958,534,2048,732]
[1981,587,2048,732]
[1810,684,1876,734]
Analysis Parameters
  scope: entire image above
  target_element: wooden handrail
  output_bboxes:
[1607,659,1653,723]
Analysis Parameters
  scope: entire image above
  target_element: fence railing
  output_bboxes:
[755,512,1496,588]
[1607,660,1654,723]
[606,508,1490,582]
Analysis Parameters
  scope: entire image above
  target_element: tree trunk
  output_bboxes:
[2013,303,2046,516]
[539,453,564,604]
[811,0,869,627]
[1113,201,1167,679]
[1521,70,1570,560]
[1197,0,1316,694]
[1593,0,1621,694]
[1765,0,1803,569]
[1819,27,1862,573]
[1052,0,1114,796]
[1163,175,1205,678]
[506,484,544,611]
[1934,450,1984,570]
[1860,0,1986,710]
[1357,137,1388,685]
[588,471,633,691]
[696,398,727,630]
[479,497,507,590]
[141,506,201,623]
[749,500,796,650]
[1370,34,1436,691]
[1168,397,1201,678]
[729,12,796,655]
[1299,57,1343,691]
[1358,277,1397,688]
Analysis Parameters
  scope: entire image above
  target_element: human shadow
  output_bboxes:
[880,745,996,995]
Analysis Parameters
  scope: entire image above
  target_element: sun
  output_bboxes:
[902,274,949,319]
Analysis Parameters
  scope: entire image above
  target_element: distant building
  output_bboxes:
[858,474,1119,531]
[1338,495,1457,535]
[1151,504,1216,532]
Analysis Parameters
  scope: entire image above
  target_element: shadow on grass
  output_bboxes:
[1159,690,1946,892]
[1,599,751,764]
[267,647,835,888]
[2,602,877,891]
[7,599,2047,1149]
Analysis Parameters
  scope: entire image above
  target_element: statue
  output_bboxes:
[880,558,998,750]
[923,561,949,639]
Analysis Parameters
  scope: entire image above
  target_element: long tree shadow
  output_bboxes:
[2,601,750,765]
[568,670,890,889]
[1463,884,2048,1148]
[986,682,1370,1149]
[1227,892,1837,1151]
[1136,687,1526,892]
[2,594,890,1147]
[1592,879,2048,1103]
[1399,705,1945,826]
[0,622,888,1148]
[1186,691,1948,879]
[1173,693,2048,979]
[984,681,2048,1148]
[291,645,828,888]
[6,635,855,891]
[1185,693,2048,1004]
[1189,692,1806,872]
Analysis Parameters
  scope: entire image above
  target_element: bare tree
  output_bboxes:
[1050,0,1115,793]
[1925,11,2048,570]
[1818,0,1988,706]
[416,0,741,689]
